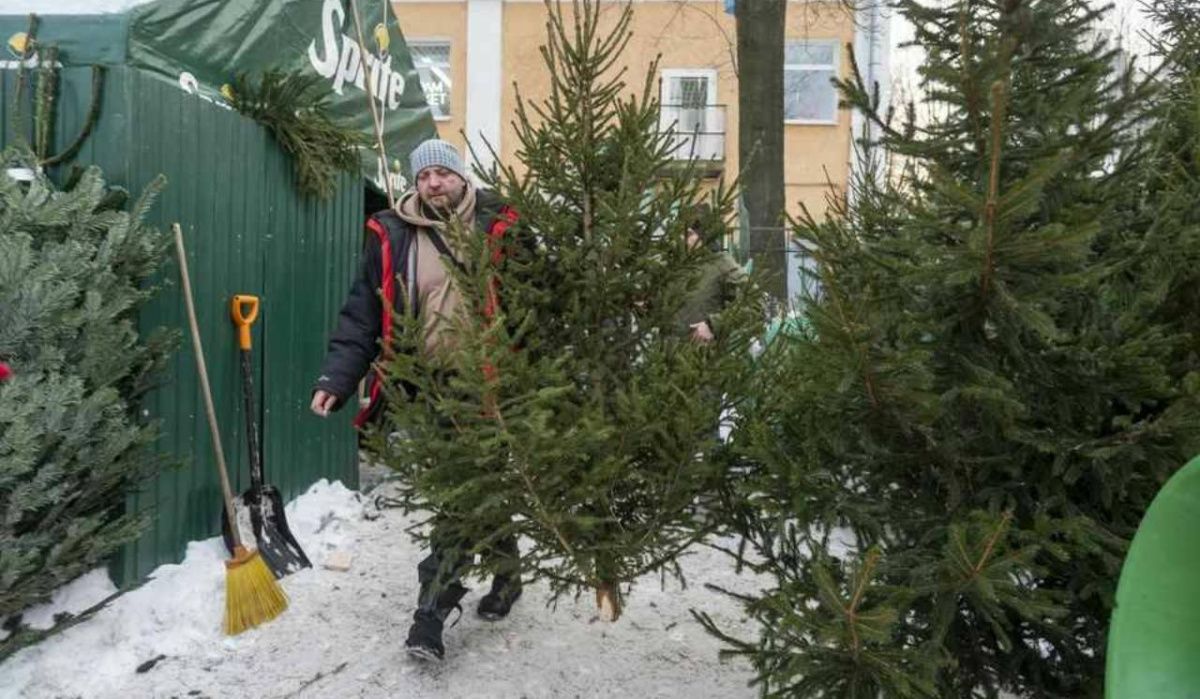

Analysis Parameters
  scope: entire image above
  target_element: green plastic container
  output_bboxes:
[763,313,810,347]
[1106,454,1200,698]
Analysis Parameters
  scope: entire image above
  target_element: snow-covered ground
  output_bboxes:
[4,465,765,699]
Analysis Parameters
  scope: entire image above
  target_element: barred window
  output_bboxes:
[660,69,724,161]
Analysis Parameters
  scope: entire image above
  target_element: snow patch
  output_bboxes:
[17,568,118,632]
[2,477,763,698]
[2,480,365,698]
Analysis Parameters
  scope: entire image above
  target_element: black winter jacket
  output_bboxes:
[313,189,516,424]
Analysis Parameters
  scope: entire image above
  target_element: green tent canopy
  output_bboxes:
[4,0,437,187]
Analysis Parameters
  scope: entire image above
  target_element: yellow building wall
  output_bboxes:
[394,1,855,219]
[500,2,740,189]
[391,2,469,152]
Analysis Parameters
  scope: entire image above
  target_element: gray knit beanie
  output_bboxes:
[409,139,467,181]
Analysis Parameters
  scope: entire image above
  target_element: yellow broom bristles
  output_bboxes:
[224,546,288,635]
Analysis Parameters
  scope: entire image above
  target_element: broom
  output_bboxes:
[173,223,288,635]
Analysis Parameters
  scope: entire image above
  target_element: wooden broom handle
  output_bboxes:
[172,223,243,549]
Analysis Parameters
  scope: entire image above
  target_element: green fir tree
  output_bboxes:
[1102,0,1200,368]
[701,1,1200,697]
[370,0,762,619]
[0,154,176,658]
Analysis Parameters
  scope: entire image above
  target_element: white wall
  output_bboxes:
[465,0,503,178]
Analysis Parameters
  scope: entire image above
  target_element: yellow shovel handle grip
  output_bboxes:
[230,295,259,350]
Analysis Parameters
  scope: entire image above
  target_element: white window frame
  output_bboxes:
[783,39,839,126]
[659,68,722,161]
[409,38,453,122]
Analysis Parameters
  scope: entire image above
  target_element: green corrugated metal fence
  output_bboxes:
[121,69,362,584]
[2,22,364,585]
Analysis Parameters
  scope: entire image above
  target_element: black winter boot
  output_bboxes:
[405,582,468,662]
[477,574,522,621]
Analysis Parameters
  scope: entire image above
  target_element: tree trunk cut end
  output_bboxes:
[596,581,622,622]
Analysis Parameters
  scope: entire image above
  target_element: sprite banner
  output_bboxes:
[127,0,436,192]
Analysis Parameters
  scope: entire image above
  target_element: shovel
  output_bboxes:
[220,294,312,578]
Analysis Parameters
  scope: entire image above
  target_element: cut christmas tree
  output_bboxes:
[701,0,1200,697]
[1102,0,1200,374]
[368,0,762,621]
[0,153,176,659]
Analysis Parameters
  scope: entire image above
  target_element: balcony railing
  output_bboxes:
[659,104,726,163]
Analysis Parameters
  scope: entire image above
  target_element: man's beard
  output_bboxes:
[422,189,463,212]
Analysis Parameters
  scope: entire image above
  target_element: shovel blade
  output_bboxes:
[252,485,312,577]
[220,486,312,578]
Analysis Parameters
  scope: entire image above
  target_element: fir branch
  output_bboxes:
[969,510,1012,577]
[225,69,367,199]
[843,547,880,656]
[957,5,987,161]
[0,585,127,662]
[491,401,583,576]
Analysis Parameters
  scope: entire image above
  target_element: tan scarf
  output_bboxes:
[395,183,477,238]
[393,183,478,355]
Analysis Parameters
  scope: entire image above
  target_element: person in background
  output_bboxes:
[675,203,745,344]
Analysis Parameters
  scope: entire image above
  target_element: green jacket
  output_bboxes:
[675,251,744,336]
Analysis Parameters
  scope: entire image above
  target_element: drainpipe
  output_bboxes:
[849,0,891,198]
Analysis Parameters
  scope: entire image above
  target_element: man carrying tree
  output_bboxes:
[369,0,765,643]
[310,138,523,661]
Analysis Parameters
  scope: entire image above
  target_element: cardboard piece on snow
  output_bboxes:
[323,550,353,572]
